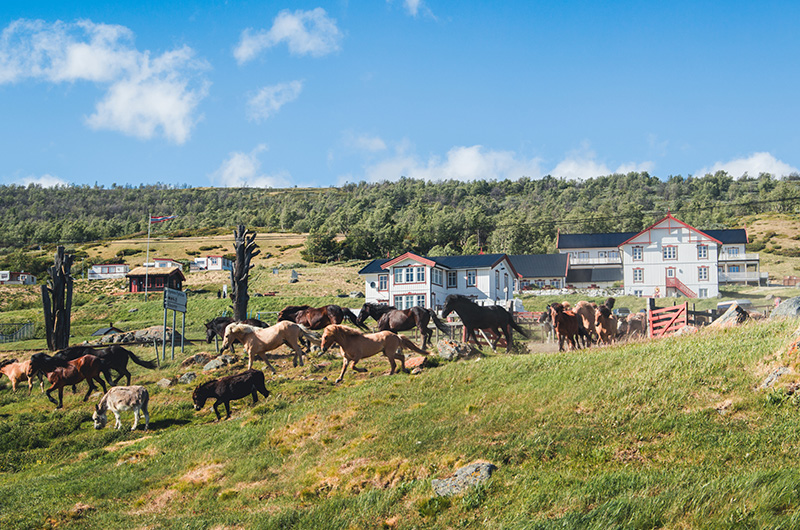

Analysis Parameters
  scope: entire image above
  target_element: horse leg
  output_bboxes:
[46,385,60,406]
[212,401,223,421]
[251,389,259,404]
[83,379,97,402]
[335,357,350,384]
[131,409,139,431]
[259,353,277,374]
[114,410,123,430]
[351,360,367,373]
[224,401,232,420]
[142,404,150,431]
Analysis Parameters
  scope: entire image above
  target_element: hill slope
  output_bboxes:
[2,317,800,528]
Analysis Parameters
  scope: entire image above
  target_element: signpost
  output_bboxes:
[163,287,187,361]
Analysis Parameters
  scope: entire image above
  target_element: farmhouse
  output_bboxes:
[88,263,130,280]
[0,271,36,285]
[149,258,183,269]
[508,254,569,291]
[359,252,517,310]
[190,255,233,272]
[126,266,185,293]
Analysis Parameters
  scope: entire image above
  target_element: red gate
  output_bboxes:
[648,301,688,337]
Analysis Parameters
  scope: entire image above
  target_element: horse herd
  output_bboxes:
[539,297,647,351]
[1,294,613,427]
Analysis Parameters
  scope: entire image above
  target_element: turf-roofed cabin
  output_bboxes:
[359,252,518,310]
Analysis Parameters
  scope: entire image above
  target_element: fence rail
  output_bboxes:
[0,322,35,343]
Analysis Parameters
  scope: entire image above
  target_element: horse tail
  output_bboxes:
[428,310,450,334]
[398,335,428,356]
[297,324,322,347]
[126,349,157,370]
[342,307,369,331]
[510,319,529,339]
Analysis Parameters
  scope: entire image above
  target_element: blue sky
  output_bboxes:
[1,1,799,188]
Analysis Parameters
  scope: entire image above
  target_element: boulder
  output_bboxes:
[178,372,197,384]
[432,461,497,497]
[349,291,365,298]
[156,378,174,388]
[405,356,426,370]
[436,339,481,361]
[181,353,211,368]
[203,354,238,371]
[772,296,800,318]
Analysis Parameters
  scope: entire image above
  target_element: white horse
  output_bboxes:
[93,385,150,431]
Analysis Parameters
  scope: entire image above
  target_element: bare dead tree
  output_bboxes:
[230,225,260,321]
[41,246,74,351]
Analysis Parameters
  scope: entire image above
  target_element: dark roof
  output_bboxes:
[701,229,748,245]
[566,267,623,284]
[91,326,123,336]
[557,232,639,249]
[359,254,512,274]
[509,254,568,278]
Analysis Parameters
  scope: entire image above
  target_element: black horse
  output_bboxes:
[95,345,157,385]
[205,317,270,353]
[358,302,450,349]
[277,304,368,331]
[192,369,270,421]
[441,294,529,350]
[29,345,157,388]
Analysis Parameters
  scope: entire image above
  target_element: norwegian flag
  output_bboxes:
[150,215,177,223]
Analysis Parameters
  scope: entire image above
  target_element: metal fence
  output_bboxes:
[0,322,35,343]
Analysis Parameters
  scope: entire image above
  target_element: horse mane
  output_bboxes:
[598,305,613,318]
[229,323,257,335]
[326,324,362,337]
[0,358,17,369]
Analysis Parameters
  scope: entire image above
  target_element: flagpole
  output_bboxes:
[145,213,151,300]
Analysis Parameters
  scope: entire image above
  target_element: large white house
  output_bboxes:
[359,252,518,310]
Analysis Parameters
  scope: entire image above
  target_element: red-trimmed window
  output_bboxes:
[697,245,708,260]
[633,268,644,283]
[632,246,643,261]
[666,267,676,278]
[663,245,677,260]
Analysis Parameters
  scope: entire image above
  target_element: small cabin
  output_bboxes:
[126,266,185,293]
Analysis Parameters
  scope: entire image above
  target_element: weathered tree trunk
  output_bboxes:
[230,225,260,321]
[41,246,74,351]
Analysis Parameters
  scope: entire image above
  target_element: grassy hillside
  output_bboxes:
[2,316,800,528]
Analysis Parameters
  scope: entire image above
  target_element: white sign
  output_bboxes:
[163,288,187,313]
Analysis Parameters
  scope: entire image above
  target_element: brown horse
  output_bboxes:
[595,305,618,344]
[278,304,368,331]
[549,303,590,352]
[574,301,598,346]
[221,321,318,373]
[45,354,107,408]
[320,324,428,383]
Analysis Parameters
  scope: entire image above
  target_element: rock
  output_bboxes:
[761,367,791,389]
[405,356,426,370]
[709,303,751,328]
[156,378,174,388]
[436,339,481,361]
[349,291,365,298]
[128,308,138,313]
[432,461,497,497]
[203,358,226,371]
[411,367,423,375]
[772,296,800,318]
[219,354,238,365]
[181,354,211,368]
[179,372,197,384]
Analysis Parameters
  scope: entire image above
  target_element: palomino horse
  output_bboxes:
[278,304,368,331]
[320,324,428,383]
[221,321,318,373]
[441,294,529,351]
[0,359,33,393]
[357,302,450,349]
[205,317,269,353]
[45,354,108,409]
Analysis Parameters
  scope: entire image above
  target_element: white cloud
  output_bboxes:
[210,145,291,188]
[356,143,543,183]
[387,0,434,18]
[18,173,68,188]
[234,8,342,64]
[0,19,209,144]
[342,131,387,153]
[247,80,303,122]
[697,152,799,178]
[549,144,653,179]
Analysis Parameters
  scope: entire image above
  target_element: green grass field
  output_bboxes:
[2,313,800,528]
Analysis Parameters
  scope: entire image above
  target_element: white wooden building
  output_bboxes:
[190,255,233,272]
[88,263,130,280]
[359,252,518,310]
[0,271,36,285]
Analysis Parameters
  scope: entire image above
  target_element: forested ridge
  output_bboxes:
[1,172,799,262]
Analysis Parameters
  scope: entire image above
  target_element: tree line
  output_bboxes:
[0,172,799,270]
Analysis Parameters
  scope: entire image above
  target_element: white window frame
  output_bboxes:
[378,274,388,291]
[697,245,708,260]
[632,246,643,261]
[466,270,477,287]
[633,268,644,283]
[663,245,677,260]
[698,266,709,281]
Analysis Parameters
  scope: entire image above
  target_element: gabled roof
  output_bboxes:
[127,266,186,280]
[619,213,722,246]
[509,254,569,279]
[359,253,517,277]
[557,232,639,249]
[702,229,748,245]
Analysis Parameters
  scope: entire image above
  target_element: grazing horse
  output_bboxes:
[595,305,618,345]
[221,321,318,372]
[320,325,428,383]
[278,304,368,331]
[193,369,270,421]
[93,385,150,431]
[205,317,269,353]
[549,303,591,352]
[0,359,33,393]
[441,294,529,351]
[45,355,107,408]
[358,303,449,349]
